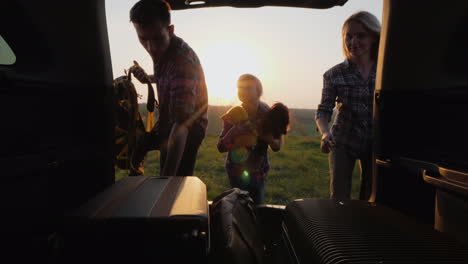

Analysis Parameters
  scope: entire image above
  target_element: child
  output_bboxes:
[221,103,290,151]
[217,74,290,204]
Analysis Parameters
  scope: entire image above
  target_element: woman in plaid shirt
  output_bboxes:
[316,11,381,200]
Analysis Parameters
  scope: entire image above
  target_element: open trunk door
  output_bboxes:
[374,0,468,246]
[0,0,114,258]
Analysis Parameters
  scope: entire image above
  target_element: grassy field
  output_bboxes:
[117,106,361,204]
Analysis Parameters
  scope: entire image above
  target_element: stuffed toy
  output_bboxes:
[221,106,258,148]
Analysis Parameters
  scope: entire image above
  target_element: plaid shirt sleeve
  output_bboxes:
[217,120,234,153]
[168,61,197,125]
[316,71,336,122]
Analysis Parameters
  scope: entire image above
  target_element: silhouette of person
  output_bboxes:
[130,0,208,176]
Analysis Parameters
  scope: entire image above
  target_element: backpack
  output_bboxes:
[113,65,157,176]
[210,188,265,264]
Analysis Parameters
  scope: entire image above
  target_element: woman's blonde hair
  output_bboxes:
[237,74,263,97]
[342,11,381,61]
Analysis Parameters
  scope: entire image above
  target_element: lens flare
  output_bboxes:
[231,147,248,163]
[242,170,250,184]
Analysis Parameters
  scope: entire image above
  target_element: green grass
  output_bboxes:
[118,106,359,204]
[116,134,362,205]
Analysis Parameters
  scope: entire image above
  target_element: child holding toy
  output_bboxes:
[217,74,290,204]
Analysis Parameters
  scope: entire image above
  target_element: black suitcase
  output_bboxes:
[61,176,209,263]
[282,198,468,264]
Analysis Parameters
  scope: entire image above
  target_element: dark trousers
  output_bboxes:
[229,173,266,205]
[329,145,372,200]
[159,130,204,176]
[128,126,204,176]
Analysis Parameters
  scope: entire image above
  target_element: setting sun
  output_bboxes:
[107,3,383,109]
[198,39,267,106]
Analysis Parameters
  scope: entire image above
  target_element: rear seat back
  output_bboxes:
[282,199,468,264]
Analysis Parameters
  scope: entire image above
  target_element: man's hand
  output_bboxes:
[320,132,335,154]
[130,60,151,84]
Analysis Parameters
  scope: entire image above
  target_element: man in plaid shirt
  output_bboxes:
[130,0,208,176]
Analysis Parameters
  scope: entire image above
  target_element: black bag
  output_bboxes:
[210,188,264,264]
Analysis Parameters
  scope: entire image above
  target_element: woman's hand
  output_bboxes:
[320,132,335,153]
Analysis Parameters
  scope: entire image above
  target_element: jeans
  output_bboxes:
[229,173,266,205]
[159,130,205,176]
[329,145,372,200]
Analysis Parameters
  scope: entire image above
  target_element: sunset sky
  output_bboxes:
[106,0,382,109]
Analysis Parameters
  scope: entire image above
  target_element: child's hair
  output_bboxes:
[261,103,290,138]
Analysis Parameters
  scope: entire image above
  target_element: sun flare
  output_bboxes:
[198,40,266,106]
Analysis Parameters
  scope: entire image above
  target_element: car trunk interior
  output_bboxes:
[1,0,467,262]
[373,0,468,246]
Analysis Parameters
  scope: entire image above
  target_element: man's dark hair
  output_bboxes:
[262,103,290,138]
[130,0,171,26]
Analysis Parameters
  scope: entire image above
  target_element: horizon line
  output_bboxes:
[137,103,317,111]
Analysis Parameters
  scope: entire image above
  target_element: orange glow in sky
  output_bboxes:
[198,39,270,106]
[106,1,383,109]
